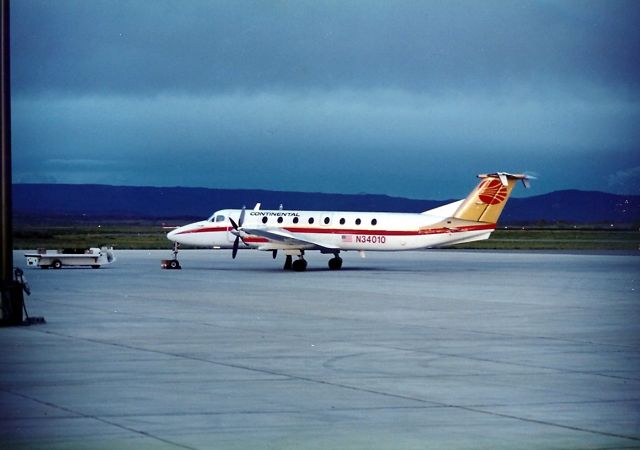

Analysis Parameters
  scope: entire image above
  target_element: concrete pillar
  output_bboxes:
[1,0,17,323]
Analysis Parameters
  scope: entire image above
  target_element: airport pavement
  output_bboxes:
[2,249,639,449]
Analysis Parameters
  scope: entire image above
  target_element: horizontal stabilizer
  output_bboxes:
[477,172,532,188]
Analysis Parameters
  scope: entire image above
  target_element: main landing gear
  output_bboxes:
[328,255,343,270]
[283,253,308,272]
[282,251,343,272]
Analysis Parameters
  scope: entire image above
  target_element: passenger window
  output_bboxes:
[355,218,361,225]
[309,217,315,224]
[262,217,268,224]
[339,218,345,225]
[293,217,299,224]
[324,217,330,225]
[371,218,377,226]
[277,217,283,224]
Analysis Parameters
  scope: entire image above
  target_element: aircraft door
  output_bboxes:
[226,221,234,243]
[223,215,236,243]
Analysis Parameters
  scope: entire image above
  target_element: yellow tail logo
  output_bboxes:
[454,173,530,224]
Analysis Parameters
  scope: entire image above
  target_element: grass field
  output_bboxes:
[13,225,172,250]
[457,228,639,251]
[12,224,640,251]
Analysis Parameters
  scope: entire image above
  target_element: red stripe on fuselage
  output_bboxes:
[244,237,269,243]
[283,223,495,236]
[175,226,228,235]
[418,223,496,234]
[175,223,494,237]
[173,227,268,243]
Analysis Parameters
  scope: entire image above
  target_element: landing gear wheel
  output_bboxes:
[291,258,308,272]
[328,256,343,270]
[162,243,182,270]
[283,255,293,270]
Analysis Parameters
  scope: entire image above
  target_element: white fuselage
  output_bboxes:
[163,173,527,271]
[167,207,495,252]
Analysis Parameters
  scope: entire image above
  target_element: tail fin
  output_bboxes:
[453,172,530,224]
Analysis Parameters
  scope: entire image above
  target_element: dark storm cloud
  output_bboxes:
[13,0,640,96]
[12,89,639,197]
[10,1,640,197]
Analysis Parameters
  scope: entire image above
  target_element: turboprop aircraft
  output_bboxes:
[166,172,530,271]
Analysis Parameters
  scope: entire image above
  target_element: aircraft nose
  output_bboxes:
[166,221,205,245]
[167,227,181,242]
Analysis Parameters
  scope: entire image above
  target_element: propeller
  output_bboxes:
[230,207,246,259]
[480,172,536,189]
[522,172,538,189]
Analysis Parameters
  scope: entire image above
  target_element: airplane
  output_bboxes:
[165,172,530,271]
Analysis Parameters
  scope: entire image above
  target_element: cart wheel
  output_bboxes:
[52,260,63,269]
[169,260,181,269]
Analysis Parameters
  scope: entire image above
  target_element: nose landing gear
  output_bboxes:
[161,242,181,270]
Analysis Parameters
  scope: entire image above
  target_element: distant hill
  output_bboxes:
[12,184,640,225]
[499,190,639,225]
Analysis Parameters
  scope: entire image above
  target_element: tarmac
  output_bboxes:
[2,249,639,449]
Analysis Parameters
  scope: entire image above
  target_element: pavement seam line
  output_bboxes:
[32,328,640,443]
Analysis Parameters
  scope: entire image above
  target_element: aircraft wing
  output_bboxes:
[241,227,340,251]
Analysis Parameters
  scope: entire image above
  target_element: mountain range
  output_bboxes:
[12,184,640,226]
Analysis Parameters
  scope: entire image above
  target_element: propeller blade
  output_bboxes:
[231,206,247,259]
[238,206,246,227]
[232,236,240,259]
[522,173,537,189]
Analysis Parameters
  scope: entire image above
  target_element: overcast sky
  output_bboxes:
[11,0,640,199]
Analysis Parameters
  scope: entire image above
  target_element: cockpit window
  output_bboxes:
[216,215,226,222]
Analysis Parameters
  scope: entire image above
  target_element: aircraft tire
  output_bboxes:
[292,259,307,272]
[328,257,343,270]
